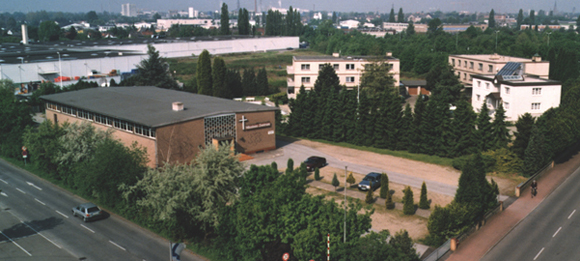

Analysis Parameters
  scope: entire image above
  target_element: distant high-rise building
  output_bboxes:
[122,3,137,17]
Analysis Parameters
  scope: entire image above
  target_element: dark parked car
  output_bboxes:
[72,203,103,222]
[304,156,327,171]
[358,172,382,191]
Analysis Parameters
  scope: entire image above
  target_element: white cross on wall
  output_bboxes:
[239,115,248,130]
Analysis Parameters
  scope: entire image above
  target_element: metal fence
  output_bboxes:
[423,239,450,261]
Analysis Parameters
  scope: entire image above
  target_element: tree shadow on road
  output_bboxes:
[0,217,64,242]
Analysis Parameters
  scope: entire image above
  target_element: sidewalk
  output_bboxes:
[445,151,580,261]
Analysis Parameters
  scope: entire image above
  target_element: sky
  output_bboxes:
[0,0,576,15]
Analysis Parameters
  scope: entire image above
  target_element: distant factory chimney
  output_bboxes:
[21,24,29,45]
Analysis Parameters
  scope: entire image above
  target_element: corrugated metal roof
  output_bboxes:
[40,87,277,128]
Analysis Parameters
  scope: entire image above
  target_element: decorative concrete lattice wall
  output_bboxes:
[204,114,236,145]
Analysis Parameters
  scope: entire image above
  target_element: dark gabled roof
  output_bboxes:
[40,87,277,128]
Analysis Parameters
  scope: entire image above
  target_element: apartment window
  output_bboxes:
[287,87,295,94]
[477,81,481,87]
[469,62,474,69]
[464,61,467,67]
[478,63,483,71]
[333,64,339,70]
[488,65,493,72]
[452,59,455,66]
[346,64,355,70]
[319,64,325,70]
[504,102,509,109]
[463,73,467,80]
[485,83,490,89]
[476,94,480,101]
[301,77,310,83]
[505,87,510,94]
[458,60,461,67]
[531,103,541,110]
[301,64,310,70]
[346,77,355,83]
[532,88,542,95]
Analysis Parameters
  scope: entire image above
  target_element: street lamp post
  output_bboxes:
[57,52,63,88]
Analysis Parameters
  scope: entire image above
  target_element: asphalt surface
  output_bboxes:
[246,139,459,196]
[481,163,580,261]
[0,158,203,261]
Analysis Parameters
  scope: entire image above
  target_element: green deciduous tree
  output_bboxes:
[22,121,64,177]
[124,143,244,240]
[197,50,213,95]
[134,44,178,89]
[390,230,419,260]
[402,186,415,215]
[419,181,429,209]
[0,80,34,158]
[38,21,61,42]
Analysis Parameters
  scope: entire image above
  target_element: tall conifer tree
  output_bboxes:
[490,103,511,150]
[197,50,213,95]
[476,102,493,152]
[512,113,535,159]
[220,3,230,35]
[212,57,228,98]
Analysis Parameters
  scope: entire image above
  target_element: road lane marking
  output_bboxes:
[80,224,95,233]
[568,210,576,219]
[16,188,26,194]
[0,178,8,184]
[55,210,69,218]
[1,192,7,197]
[26,182,42,191]
[21,221,62,249]
[553,227,562,237]
[0,231,32,256]
[534,247,545,260]
[109,240,127,251]
[34,198,46,206]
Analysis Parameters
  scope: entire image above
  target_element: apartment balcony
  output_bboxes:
[287,78,295,87]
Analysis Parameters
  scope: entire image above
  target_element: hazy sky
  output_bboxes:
[1,0,576,15]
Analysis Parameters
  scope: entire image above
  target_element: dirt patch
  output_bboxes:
[306,186,429,240]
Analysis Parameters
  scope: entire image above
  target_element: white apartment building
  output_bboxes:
[286,53,400,99]
[449,54,549,87]
[122,3,137,17]
[471,62,561,121]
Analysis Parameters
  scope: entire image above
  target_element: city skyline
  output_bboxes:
[0,0,576,16]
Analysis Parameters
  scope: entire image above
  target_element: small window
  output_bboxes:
[476,94,480,101]
[346,64,355,70]
[532,88,541,95]
[488,65,493,72]
[469,62,474,69]
[505,87,510,94]
[452,59,455,66]
[504,102,509,109]
[319,64,325,70]
[485,83,490,89]
[333,64,339,70]
[478,63,483,71]
[531,103,541,110]
[287,87,295,94]
[477,81,481,87]
[458,60,461,67]
[463,73,467,80]
[301,64,310,70]
[301,77,310,83]
[346,77,355,83]
[464,61,467,67]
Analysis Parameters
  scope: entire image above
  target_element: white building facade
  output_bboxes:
[286,53,400,99]
[471,74,561,121]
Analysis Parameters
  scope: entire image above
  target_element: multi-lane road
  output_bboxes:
[482,164,580,260]
[0,159,202,261]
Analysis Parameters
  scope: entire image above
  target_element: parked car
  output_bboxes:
[72,203,103,222]
[358,172,382,191]
[304,156,327,171]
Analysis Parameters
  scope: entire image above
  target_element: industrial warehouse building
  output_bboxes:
[41,87,278,168]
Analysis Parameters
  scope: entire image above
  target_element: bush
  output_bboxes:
[419,181,430,209]
[379,173,389,199]
[385,191,395,209]
[346,172,356,186]
[270,92,289,105]
[482,148,523,174]
[365,182,374,204]
[314,168,320,180]
[452,153,495,172]
[402,186,415,215]
[332,173,340,191]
